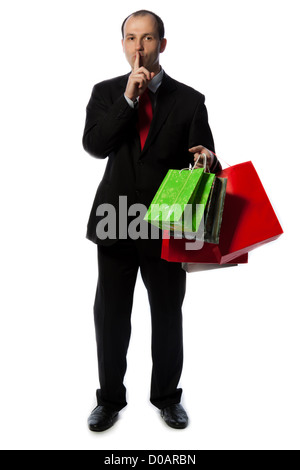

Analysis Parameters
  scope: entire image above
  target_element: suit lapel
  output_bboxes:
[140,73,177,156]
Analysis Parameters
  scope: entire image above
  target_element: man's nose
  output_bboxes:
[136,40,143,50]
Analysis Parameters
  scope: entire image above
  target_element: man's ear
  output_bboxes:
[160,38,167,53]
[121,39,124,51]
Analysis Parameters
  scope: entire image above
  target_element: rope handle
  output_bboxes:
[180,150,232,175]
[180,153,208,174]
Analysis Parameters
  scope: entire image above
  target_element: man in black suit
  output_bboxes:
[83,10,221,432]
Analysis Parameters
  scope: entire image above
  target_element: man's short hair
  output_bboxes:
[121,10,165,40]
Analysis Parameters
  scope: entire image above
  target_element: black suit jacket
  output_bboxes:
[83,71,221,250]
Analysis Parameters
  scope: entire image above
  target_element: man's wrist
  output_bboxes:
[124,94,139,108]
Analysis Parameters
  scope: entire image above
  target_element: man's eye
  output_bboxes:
[145,36,152,41]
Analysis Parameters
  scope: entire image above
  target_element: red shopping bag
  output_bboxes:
[161,234,249,264]
[161,161,283,264]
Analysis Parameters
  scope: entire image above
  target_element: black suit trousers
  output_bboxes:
[94,238,186,411]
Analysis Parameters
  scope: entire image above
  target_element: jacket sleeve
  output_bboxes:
[188,95,222,173]
[82,83,137,159]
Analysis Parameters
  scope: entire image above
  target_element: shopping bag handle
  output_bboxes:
[180,153,207,174]
[194,153,208,171]
[210,151,232,168]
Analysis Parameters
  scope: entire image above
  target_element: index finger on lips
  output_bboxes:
[134,52,140,71]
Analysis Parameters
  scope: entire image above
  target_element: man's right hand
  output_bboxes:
[125,52,155,101]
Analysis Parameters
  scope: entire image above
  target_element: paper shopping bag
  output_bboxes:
[161,161,283,264]
[214,161,283,263]
[203,177,227,244]
[182,176,227,244]
[144,167,215,232]
[182,257,248,273]
[161,233,248,265]
[182,172,215,232]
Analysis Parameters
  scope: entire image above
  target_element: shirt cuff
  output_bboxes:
[124,94,139,109]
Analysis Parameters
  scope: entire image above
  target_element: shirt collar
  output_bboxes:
[148,67,164,94]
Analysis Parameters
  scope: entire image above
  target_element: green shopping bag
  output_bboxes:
[182,171,215,232]
[144,167,204,231]
[144,165,215,233]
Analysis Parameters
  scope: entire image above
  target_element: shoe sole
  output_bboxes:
[161,413,189,430]
[162,420,189,430]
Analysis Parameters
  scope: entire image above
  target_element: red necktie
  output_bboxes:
[137,88,153,150]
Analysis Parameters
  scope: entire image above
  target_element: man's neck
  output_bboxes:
[151,65,162,77]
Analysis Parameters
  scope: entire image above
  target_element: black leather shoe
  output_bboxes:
[88,405,119,432]
[161,404,189,429]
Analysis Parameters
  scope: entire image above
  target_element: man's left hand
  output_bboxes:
[188,145,214,172]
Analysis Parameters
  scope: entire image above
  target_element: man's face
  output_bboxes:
[122,14,166,73]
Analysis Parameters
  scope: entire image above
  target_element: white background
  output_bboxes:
[0,0,299,450]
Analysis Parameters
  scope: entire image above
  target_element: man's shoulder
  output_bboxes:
[93,73,130,91]
[164,73,205,101]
